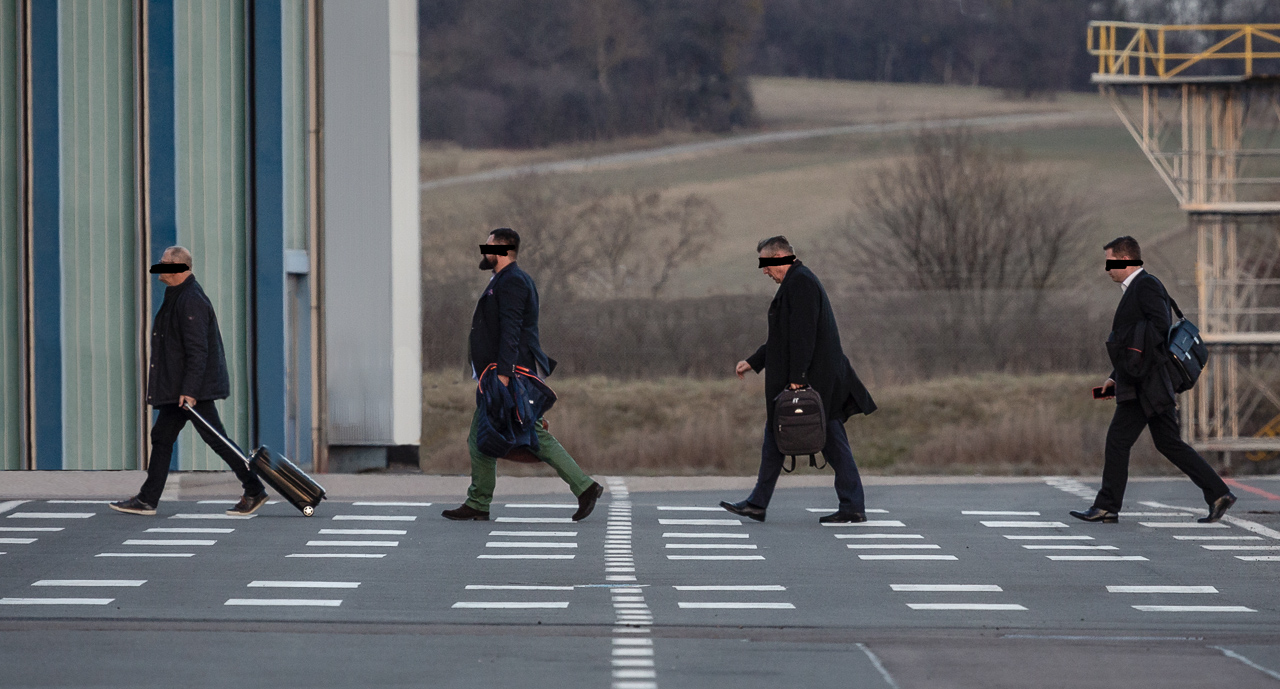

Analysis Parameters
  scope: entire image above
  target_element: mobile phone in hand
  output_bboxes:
[1092,386,1112,399]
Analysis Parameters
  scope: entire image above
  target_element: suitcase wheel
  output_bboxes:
[302,506,315,517]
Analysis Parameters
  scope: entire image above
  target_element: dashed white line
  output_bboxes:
[96,553,194,558]
[980,521,1069,528]
[908,603,1027,611]
[891,584,1002,592]
[0,598,114,605]
[1132,605,1254,612]
[122,539,216,546]
[305,540,398,547]
[7,512,95,519]
[32,580,145,587]
[673,585,786,591]
[249,581,360,588]
[146,528,234,534]
[1107,586,1217,593]
[677,602,795,609]
[859,554,958,561]
[1046,555,1149,561]
[225,599,342,607]
[319,529,406,535]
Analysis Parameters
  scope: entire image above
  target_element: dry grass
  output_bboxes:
[420,371,1181,478]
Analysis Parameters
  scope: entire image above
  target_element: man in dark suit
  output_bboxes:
[442,228,604,522]
[1071,236,1235,524]
[721,236,877,523]
[109,246,267,517]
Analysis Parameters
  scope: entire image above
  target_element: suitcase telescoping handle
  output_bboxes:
[180,402,253,471]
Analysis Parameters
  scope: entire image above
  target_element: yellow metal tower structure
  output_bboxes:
[1088,22,1280,465]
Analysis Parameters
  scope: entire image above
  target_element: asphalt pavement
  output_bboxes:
[2,474,1279,689]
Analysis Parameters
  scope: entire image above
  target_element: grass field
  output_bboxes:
[419,371,1184,478]
[421,77,1196,302]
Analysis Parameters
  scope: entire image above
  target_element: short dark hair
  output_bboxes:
[489,227,520,252]
[1103,236,1141,260]
[756,235,793,256]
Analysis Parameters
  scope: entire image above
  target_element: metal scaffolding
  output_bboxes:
[1088,22,1280,464]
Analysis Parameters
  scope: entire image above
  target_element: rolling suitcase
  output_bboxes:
[184,404,326,517]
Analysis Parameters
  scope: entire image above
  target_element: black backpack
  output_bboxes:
[1166,297,1208,394]
[773,386,827,473]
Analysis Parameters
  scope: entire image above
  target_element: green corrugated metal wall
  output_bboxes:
[0,0,18,471]
[58,0,138,470]
[173,0,249,470]
[282,0,307,252]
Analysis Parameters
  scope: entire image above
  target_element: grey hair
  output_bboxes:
[162,245,193,267]
[756,235,794,256]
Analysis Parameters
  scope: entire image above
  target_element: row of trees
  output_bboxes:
[418,0,1280,148]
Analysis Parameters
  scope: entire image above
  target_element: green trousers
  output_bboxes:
[465,407,595,512]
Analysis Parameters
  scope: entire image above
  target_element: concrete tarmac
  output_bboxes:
[1,474,1279,688]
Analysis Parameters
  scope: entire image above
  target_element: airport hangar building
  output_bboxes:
[0,0,421,474]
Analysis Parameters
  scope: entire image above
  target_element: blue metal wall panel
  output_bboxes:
[250,0,285,453]
[30,0,62,470]
[0,0,20,471]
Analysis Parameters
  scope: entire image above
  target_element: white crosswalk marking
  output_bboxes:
[122,539,215,546]
[661,532,748,538]
[319,529,406,535]
[673,585,786,591]
[0,538,36,545]
[32,580,145,587]
[1132,605,1254,612]
[305,540,398,547]
[1172,535,1261,540]
[504,504,575,509]
[677,602,794,609]
[0,527,62,532]
[484,541,577,548]
[980,521,1069,528]
[225,599,342,607]
[170,514,255,520]
[146,528,233,534]
[1003,535,1093,540]
[477,554,575,559]
[352,502,432,507]
[465,585,575,591]
[1201,545,1280,550]
[908,603,1027,611]
[494,517,574,524]
[489,531,577,537]
[658,519,741,526]
[859,554,958,561]
[664,543,757,549]
[666,555,764,561]
[835,534,924,539]
[1021,545,1119,550]
[96,553,193,558]
[0,598,113,605]
[286,553,385,559]
[1139,522,1228,529]
[821,520,906,528]
[1046,555,1148,561]
[7,512,94,519]
[1107,586,1217,593]
[248,581,360,588]
[891,584,1002,592]
[846,544,941,550]
[331,515,415,522]
[962,511,1040,516]
[452,602,570,609]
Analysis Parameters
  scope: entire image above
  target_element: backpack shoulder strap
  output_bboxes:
[782,455,796,474]
[809,454,826,470]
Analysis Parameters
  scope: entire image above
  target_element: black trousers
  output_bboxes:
[1093,400,1228,512]
[747,418,866,514]
[139,401,264,506]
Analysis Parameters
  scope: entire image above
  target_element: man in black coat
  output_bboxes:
[721,236,877,523]
[441,228,603,522]
[1070,236,1235,524]
[110,246,266,517]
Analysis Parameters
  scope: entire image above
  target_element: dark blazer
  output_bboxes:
[745,261,876,423]
[469,263,557,377]
[146,276,231,405]
[1106,270,1176,417]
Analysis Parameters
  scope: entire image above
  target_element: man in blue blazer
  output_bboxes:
[442,228,603,522]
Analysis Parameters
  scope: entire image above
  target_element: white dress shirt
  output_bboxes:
[1120,267,1144,293]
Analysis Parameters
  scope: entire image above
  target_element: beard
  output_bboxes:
[479,255,494,270]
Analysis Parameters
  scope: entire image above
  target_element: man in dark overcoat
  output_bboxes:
[110,246,267,516]
[722,236,876,523]
[441,228,603,522]
[1070,236,1235,524]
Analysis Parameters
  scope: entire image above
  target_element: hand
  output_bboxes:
[497,374,510,387]
[735,360,752,379]
[1101,379,1115,399]
[788,383,804,390]
[178,395,197,409]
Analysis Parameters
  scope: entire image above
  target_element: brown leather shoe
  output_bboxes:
[1199,492,1237,523]
[442,504,490,521]
[226,493,268,516]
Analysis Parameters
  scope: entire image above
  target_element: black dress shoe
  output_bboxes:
[1069,507,1118,523]
[572,482,604,522]
[1199,492,1237,523]
[819,511,867,524]
[441,504,490,521]
[720,500,766,522]
[108,496,156,516]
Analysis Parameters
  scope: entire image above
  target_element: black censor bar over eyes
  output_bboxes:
[479,245,513,255]
[1105,259,1143,270]
[758,255,796,268]
[149,263,190,274]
